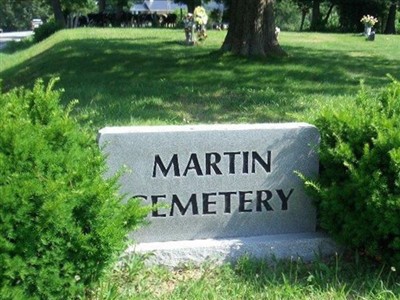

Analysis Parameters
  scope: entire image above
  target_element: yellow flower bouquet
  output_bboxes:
[194,6,208,25]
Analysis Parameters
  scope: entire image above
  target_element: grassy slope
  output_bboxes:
[92,254,400,300]
[1,28,399,128]
[1,29,400,299]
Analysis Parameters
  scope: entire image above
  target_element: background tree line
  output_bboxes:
[179,0,398,34]
[281,0,399,34]
[1,0,398,34]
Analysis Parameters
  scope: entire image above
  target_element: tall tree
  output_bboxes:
[308,0,335,31]
[174,0,202,13]
[98,0,106,12]
[310,0,322,30]
[384,1,398,34]
[290,0,336,31]
[0,0,51,30]
[334,0,388,32]
[295,0,312,31]
[46,0,94,28]
[50,0,65,27]
[221,0,286,57]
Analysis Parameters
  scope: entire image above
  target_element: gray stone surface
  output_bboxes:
[98,123,320,243]
[126,233,338,267]
[0,31,33,50]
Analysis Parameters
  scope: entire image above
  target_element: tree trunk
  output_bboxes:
[98,0,106,13]
[310,0,321,31]
[300,8,307,31]
[187,0,202,13]
[116,0,125,26]
[221,0,286,57]
[51,0,65,28]
[384,2,397,34]
[322,4,335,26]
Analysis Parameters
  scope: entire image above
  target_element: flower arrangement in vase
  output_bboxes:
[360,15,378,36]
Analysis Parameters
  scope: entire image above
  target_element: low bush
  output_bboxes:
[0,78,148,299]
[304,78,400,268]
[33,21,63,43]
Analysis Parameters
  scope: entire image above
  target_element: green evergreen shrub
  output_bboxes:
[33,21,63,43]
[0,78,148,299]
[304,79,400,268]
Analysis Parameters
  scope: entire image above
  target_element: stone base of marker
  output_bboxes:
[125,232,338,267]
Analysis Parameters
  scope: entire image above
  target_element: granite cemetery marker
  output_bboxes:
[98,123,334,264]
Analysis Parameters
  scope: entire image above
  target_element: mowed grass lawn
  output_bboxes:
[1,28,399,128]
[1,29,400,299]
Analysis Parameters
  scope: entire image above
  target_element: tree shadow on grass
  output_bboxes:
[0,37,398,127]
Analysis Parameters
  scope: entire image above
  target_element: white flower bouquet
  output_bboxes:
[360,15,378,27]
